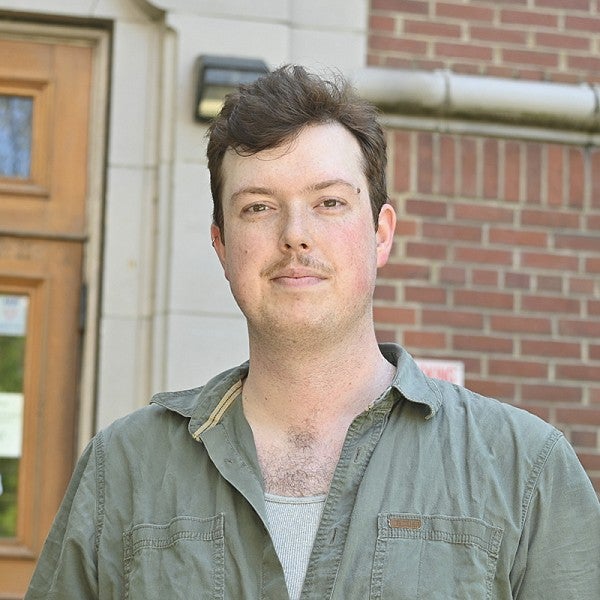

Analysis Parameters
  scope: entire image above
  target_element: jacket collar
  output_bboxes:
[150,343,443,439]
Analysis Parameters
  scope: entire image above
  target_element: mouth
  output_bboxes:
[270,268,328,287]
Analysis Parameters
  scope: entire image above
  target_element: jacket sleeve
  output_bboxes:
[25,437,101,599]
[511,434,600,599]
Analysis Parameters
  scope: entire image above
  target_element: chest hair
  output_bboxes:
[255,425,344,497]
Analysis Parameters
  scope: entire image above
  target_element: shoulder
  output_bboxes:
[434,376,561,452]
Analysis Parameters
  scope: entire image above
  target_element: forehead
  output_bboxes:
[221,123,365,200]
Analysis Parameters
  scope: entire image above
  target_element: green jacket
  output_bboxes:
[26,344,600,599]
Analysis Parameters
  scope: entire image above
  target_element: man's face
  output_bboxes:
[211,122,395,345]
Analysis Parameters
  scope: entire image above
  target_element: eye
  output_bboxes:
[319,198,345,208]
[243,203,270,214]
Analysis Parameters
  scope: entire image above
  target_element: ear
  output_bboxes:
[375,203,396,268]
[210,223,228,276]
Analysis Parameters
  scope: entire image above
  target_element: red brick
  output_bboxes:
[578,453,600,472]
[521,339,581,359]
[373,306,416,324]
[404,330,447,349]
[370,34,428,54]
[525,144,542,204]
[590,345,600,361]
[522,383,582,403]
[556,407,600,426]
[559,319,600,338]
[489,227,548,247]
[454,289,514,310]
[586,257,600,273]
[521,294,580,314]
[535,32,590,51]
[536,275,563,292]
[470,26,528,45]
[372,0,429,14]
[483,139,499,199]
[589,300,600,315]
[460,138,478,197]
[502,49,559,68]
[406,241,447,260]
[369,15,397,33]
[521,208,580,229]
[501,9,558,27]
[405,198,447,217]
[568,55,600,73]
[555,233,600,252]
[590,151,600,208]
[565,15,600,32]
[452,63,481,76]
[453,334,514,353]
[586,214,600,231]
[534,0,590,9]
[521,403,552,421]
[374,285,396,301]
[439,136,456,195]
[556,365,600,383]
[472,269,499,286]
[395,218,418,236]
[404,285,447,304]
[569,147,586,208]
[375,328,396,343]
[505,272,531,289]
[454,246,514,266]
[504,141,521,202]
[440,266,467,285]
[491,315,551,334]
[547,144,565,206]
[487,66,517,79]
[569,277,595,295]
[393,131,412,192]
[521,251,579,271]
[436,2,494,21]
[423,308,483,329]
[570,430,598,448]
[417,133,433,194]
[454,202,514,223]
[379,262,430,279]
[404,20,461,38]
[423,222,481,242]
[435,42,493,61]
[468,379,517,401]
[489,359,548,378]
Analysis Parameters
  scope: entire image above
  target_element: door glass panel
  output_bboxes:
[0,95,33,179]
[0,294,28,538]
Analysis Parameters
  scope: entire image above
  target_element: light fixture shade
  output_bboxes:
[194,55,269,122]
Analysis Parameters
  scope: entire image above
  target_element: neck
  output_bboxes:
[242,326,395,432]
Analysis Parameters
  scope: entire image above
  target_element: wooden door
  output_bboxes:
[0,37,92,598]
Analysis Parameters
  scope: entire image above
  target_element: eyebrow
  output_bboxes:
[229,179,359,203]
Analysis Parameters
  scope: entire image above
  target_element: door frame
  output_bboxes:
[0,15,111,453]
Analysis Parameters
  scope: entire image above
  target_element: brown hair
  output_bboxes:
[206,65,388,236]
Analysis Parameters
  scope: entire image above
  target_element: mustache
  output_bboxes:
[261,254,334,278]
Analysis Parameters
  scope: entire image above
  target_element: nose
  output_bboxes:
[279,204,311,252]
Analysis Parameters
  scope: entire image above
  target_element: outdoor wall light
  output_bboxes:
[194,55,269,121]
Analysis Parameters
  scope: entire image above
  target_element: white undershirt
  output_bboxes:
[264,493,327,600]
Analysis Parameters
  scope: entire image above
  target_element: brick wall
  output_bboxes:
[375,131,600,491]
[369,0,600,83]
[368,2,600,492]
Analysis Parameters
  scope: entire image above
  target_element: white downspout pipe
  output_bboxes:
[352,68,600,131]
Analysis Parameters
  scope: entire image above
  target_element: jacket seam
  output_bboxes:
[520,428,562,530]
[94,431,106,555]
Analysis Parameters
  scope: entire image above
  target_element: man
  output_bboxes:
[27,66,599,599]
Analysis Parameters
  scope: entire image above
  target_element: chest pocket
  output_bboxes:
[123,514,224,600]
[370,513,503,600]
